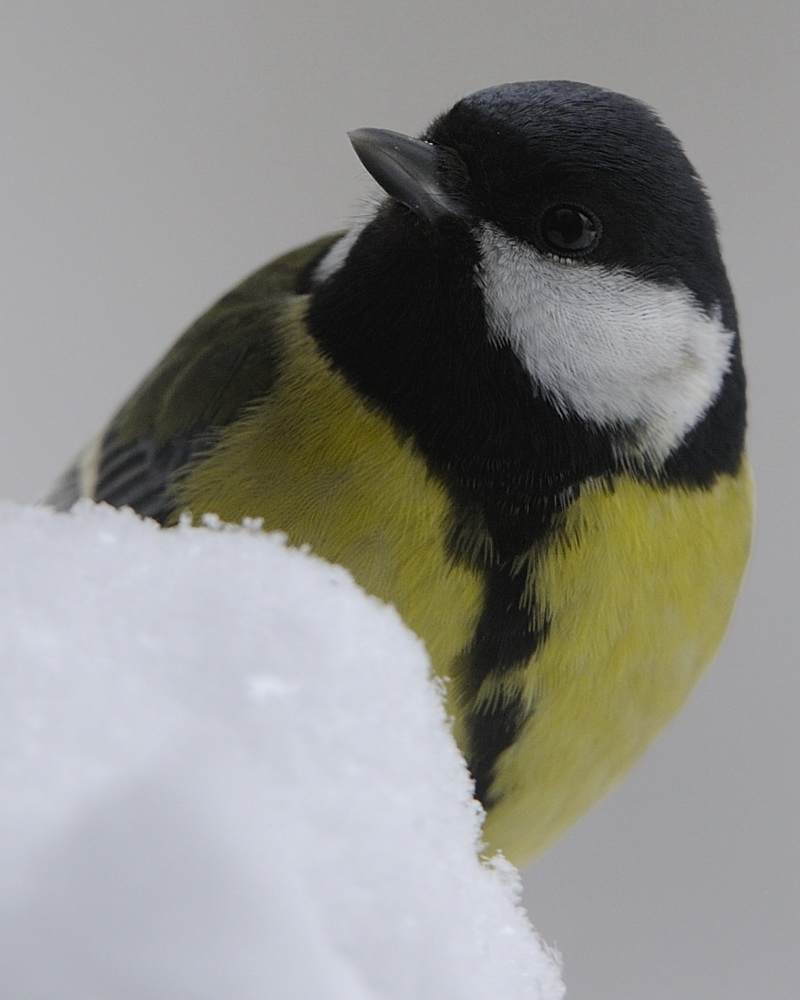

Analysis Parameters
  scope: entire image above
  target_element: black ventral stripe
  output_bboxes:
[458,562,546,810]
[446,493,564,810]
[468,701,526,808]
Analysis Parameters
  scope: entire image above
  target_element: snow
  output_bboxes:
[0,501,564,1000]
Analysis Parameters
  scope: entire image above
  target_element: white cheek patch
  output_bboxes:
[476,223,734,462]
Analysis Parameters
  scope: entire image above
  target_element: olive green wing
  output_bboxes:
[46,233,341,523]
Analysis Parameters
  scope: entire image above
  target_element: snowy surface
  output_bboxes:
[0,501,563,1000]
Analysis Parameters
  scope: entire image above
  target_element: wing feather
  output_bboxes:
[44,233,341,523]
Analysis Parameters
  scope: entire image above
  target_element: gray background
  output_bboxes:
[2,3,797,997]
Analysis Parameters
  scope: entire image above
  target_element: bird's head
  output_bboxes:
[312,81,743,491]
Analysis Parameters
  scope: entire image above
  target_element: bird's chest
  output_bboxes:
[534,471,752,708]
[179,332,752,861]
[481,467,753,860]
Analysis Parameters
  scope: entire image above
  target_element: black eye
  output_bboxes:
[539,205,600,255]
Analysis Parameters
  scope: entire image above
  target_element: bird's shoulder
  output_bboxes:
[48,232,342,521]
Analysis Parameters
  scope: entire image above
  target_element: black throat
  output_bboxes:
[310,206,746,499]
[305,209,746,807]
[308,208,620,511]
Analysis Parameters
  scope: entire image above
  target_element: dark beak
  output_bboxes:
[348,127,462,224]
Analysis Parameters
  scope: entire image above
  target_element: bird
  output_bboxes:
[47,80,753,866]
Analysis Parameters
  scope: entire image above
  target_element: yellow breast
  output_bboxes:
[481,469,753,862]
[177,301,753,864]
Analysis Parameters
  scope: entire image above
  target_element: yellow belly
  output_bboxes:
[177,301,753,864]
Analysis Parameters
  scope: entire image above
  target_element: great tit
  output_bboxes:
[48,81,752,866]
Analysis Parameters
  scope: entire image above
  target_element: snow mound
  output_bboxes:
[0,501,563,1000]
